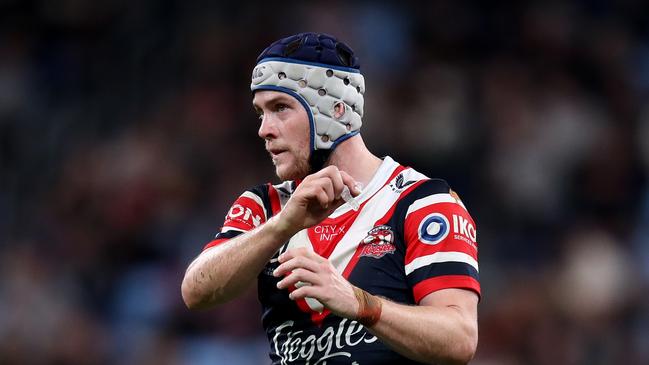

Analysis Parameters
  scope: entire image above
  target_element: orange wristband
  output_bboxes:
[353,287,382,327]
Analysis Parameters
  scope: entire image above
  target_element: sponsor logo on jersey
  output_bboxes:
[359,225,396,258]
[226,204,262,228]
[389,173,417,192]
[418,212,477,248]
[418,213,450,245]
[272,319,377,365]
[313,224,346,241]
[452,213,477,248]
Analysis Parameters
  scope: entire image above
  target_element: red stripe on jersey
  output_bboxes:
[296,165,409,326]
[292,166,408,326]
[404,201,477,267]
[308,208,360,259]
[222,196,267,231]
[311,309,330,324]
[412,275,481,303]
[341,176,426,279]
[203,238,228,250]
[268,183,282,215]
[286,283,332,325]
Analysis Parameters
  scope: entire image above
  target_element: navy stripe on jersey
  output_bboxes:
[407,261,479,285]
[214,230,244,240]
[389,178,451,240]
[382,177,480,301]
[249,184,274,220]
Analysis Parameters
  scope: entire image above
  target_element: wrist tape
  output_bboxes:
[353,287,382,327]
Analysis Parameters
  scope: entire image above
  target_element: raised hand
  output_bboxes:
[275,166,360,236]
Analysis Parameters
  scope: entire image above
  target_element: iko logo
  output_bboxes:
[418,213,450,245]
[226,204,262,228]
[452,214,477,246]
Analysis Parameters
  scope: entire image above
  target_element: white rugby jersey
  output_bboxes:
[202,157,480,365]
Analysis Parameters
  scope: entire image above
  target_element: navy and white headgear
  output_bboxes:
[251,32,365,171]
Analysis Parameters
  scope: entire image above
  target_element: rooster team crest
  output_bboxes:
[359,225,396,258]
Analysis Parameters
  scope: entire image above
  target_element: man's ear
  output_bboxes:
[334,102,346,119]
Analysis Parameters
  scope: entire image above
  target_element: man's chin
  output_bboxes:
[275,165,308,181]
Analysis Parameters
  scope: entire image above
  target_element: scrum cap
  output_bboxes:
[251,33,365,170]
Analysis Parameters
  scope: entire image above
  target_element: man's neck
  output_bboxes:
[325,135,383,188]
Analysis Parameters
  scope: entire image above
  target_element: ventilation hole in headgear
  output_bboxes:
[343,77,350,85]
[346,124,352,131]
[318,89,326,96]
[326,69,333,77]
[351,104,356,111]
[315,45,323,52]
[356,86,361,93]
[298,79,307,88]
[321,135,330,142]
[278,72,286,80]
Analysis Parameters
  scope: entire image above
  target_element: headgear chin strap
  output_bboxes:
[250,33,365,172]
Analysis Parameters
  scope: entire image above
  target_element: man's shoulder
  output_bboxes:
[387,159,450,197]
[385,161,468,215]
[235,180,297,217]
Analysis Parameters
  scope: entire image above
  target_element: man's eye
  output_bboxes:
[257,113,264,120]
[276,104,288,112]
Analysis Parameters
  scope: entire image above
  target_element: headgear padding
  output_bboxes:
[251,33,365,152]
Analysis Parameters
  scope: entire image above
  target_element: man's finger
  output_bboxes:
[325,167,345,198]
[273,256,320,277]
[277,268,321,289]
[279,248,327,264]
[288,285,318,301]
[314,177,335,203]
[313,166,346,196]
[339,170,361,196]
[315,188,332,209]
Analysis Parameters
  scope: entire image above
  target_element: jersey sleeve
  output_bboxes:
[203,184,272,250]
[402,183,480,303]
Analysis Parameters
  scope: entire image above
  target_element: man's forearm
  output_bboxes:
[367,296,478,365]
[181,215,294,309]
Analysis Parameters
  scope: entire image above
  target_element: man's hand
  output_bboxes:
[273,247,360,318]
[275,166,360,236]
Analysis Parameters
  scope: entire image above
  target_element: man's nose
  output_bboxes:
[258,114,277,140]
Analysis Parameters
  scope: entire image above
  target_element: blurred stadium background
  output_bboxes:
[2,0,649,364]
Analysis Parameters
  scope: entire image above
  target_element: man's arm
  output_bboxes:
[181,166,359,309]
[181,215,293,309]
[367,289,478,364]
[275,249,478,364]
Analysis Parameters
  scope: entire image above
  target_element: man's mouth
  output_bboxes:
[267,148,287,157]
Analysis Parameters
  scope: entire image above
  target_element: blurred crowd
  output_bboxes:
[1,0,649,364]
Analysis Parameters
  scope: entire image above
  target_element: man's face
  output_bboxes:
[253,90,311,181]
